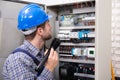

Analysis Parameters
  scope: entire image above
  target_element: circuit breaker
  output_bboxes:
[50,1,96,80]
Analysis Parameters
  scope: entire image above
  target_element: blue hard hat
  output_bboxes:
[18,4,51,30]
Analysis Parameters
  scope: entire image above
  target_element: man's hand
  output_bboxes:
[45,48,58,72]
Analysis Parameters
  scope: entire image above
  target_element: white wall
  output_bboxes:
[20,0,46,4]
[0,1,25,79]
[112,0,120,78]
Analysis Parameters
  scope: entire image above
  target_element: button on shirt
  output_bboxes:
[2,40,55,80]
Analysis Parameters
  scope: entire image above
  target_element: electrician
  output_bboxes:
[3,4,58,80]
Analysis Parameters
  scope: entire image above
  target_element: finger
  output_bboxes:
[53,51,58,60]
[54,51,58,60]
[53,51,59,65]
[44,49,48,55]
[49,48,54,58]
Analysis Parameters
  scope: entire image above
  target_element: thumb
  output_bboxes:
[49,48,54,57]
[44,49,48,55]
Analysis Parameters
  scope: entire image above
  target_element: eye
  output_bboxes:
[46,22,50,26]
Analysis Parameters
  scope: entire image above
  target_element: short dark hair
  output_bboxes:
[24,22,46,40]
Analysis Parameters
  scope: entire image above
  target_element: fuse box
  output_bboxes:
[48,1,95,80]
[60,2,94,80]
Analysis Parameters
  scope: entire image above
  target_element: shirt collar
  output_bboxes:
[23,40,44,57]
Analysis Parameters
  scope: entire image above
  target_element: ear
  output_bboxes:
[36,27,43,35]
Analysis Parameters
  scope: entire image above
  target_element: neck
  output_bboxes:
[29,38,45,50]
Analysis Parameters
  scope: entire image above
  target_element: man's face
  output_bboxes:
[42,21,52,40]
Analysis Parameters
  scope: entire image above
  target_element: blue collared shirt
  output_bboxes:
[2,40,55,80]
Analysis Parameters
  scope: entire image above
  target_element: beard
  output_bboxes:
[42,33,52,41]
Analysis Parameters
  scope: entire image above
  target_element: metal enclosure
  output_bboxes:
[46,0,111,80]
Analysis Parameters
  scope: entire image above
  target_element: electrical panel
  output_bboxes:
[58,3,95,80]
[48,1,95,80]
[57,1,95,80]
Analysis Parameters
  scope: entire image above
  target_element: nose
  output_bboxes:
[48,22,52,28]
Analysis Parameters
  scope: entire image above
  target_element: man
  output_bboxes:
[3,4,58,80]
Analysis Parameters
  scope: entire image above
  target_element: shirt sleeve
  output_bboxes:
[4,53,56,80]
[37,67,56,80]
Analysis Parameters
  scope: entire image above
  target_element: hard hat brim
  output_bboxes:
[48,15,52,19]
